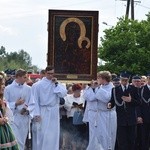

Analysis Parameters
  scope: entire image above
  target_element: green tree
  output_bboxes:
[0,47,38,71]
[99,14,150,75]
[0,46,7,70]
[0,46,6,57]
[4,50,30,70]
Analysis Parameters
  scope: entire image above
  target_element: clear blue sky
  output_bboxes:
[0,0,149,69]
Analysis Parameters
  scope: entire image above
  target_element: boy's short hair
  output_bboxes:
[15,69,27,77]
[45,66,54,72]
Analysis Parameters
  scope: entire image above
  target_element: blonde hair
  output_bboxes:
[0,72,5,79]
[97,71,112,82]
[141,75,147,80]
[0,76,5,99]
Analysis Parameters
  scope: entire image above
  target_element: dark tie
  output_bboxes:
[124,85,128,96]
[123,85,127,110]
[124,85,126,91]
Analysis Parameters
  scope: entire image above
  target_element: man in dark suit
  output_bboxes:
[108,71,141,150]
[131,75,143,150]
[140,73,150,150]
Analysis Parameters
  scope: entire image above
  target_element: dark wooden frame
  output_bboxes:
[47,9,98,83]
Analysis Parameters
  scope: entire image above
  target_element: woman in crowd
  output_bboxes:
[64,83,87,150]
[0,74,19,150]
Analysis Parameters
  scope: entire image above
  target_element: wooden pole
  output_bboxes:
[131,0,134,20]
[125,0,131,19]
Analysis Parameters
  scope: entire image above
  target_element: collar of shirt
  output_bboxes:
[14,80,23,87]
[147,84,150,90]
[121,84,129,91]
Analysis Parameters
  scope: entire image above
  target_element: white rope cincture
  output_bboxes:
[28,119,31,139]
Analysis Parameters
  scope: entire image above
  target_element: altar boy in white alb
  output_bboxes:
[84,71,117,150]
[32,66,67,150]
[4,69,35,150]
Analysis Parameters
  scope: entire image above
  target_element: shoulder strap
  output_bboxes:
[113,87,124,106]
[141,86,150,103]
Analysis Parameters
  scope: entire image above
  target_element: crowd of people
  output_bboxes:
[0,67,150,150]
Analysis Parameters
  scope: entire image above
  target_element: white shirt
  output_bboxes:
[147,84,150,90]
[64,94,85,118]
[121,84,129,91]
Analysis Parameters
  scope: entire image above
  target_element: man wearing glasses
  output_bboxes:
[32,66,67,150]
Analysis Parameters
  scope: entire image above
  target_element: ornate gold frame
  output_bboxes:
[48,10,98,83]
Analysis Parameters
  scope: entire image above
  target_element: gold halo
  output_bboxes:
[60,17,86,41]
[78,37,91,49]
